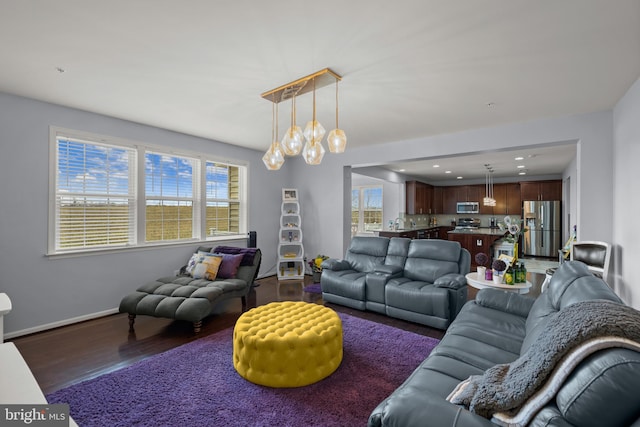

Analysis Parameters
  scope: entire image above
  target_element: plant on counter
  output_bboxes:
[474,252,489,267]
[309,255,330,273]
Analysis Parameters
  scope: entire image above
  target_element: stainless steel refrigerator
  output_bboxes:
[522,201,561,257]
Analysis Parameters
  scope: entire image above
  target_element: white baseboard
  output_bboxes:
[5,308,119,340]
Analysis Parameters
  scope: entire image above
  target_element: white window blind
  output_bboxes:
[145,152,198,242]
[55,137,137,250]
[205,162,240,237]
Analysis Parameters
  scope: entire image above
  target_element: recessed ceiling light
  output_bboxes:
[398,169,405,172]
[445,170,452,174]
[519,171,527,175]
[517,165,525,169]
[456,176,463,180]
[514,156,524,161]
[433,164,440,168]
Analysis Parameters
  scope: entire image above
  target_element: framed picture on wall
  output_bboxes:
[282,188,298,201]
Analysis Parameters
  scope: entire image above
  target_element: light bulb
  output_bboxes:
[302,140,325,165]
[303,120,326,144]
[282,126,304,156]
[262,141,285,170]
[327,128,347,153]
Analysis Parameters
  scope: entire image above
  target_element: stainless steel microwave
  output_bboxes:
[456,202,479,214]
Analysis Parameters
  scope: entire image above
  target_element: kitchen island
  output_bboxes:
[447,227,507,268]
[378,226,453,240]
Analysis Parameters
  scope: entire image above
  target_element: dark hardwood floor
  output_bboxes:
[9,273,542,395]
[11,277,444,394]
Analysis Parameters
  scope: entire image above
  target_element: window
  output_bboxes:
[205,162,241,237]
[145,152,197,242]
[54,137,136,250]
[49,128,247,254]
[351,186,383,234]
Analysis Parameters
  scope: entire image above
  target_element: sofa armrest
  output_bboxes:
[434,273,467,290]
[475,288,535,318]
[322,259,351,271]
[369,391,496,427]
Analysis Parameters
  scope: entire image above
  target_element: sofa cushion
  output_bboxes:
[344,236,390,272]
[554,348,640,427]
[403,240,463,283]
[522,261,622,353]
[385,279,449,319]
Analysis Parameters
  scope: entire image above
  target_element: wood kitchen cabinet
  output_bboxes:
[432,186,444,214]
[406,181,433,214]
[441,185,483,214]
[491,183,522,215]
[520,180,562,201]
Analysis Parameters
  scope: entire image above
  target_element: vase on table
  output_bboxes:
[492,271,503,284]
[312,271,322,283]
[477,266,486,280]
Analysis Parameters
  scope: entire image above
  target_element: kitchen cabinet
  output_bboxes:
[406,181,433,215]
[490,183,522,215]
[432,186,444,214]
[520,180,562,201]
[442,186,457,214]
[441,185,484,214]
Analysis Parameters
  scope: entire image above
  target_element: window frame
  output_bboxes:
[351,185,384,235]
[48,127,248,256]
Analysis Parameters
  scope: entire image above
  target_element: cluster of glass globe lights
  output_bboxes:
[262,68,347,170]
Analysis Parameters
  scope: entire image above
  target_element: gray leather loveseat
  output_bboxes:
[321,237,470,329]
[369,260,640,427]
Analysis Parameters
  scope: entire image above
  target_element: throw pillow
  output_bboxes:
[185,252,204,276]
[191,254,223,280]
[213,253,244,279]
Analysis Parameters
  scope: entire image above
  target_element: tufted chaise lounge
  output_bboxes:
[119,246,261,333]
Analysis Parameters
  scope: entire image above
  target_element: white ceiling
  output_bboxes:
[1,1,639,180]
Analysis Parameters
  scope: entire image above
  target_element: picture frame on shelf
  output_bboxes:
[282,188,298,201]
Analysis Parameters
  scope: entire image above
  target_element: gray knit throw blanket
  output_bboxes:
[447,300,640,418]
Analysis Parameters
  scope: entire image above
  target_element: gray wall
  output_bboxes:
[613,77,640,308]
[2,79,638,336]
[0,92,287,336]
[293,110,626,306]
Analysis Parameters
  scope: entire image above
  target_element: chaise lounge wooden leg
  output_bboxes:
[128,314,136,332]
[193,320,202,334]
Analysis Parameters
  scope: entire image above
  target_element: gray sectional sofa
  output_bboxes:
[119,246,261,333]
[321,237,470,329]
[369,260,640,427]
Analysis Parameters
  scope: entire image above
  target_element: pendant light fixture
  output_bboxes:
[262,99,284,170]
[281,93,304,156]
[327,79,347,153]
[302,77,325,165]
[483,164,496,206]
[261,68,345,170]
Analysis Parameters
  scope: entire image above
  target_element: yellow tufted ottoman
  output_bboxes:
[233,301,343,388]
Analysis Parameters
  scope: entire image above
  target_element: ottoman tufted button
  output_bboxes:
[233,301,343,388]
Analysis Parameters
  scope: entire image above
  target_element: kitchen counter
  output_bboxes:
[447,227,505,236]
[378,226,451,239]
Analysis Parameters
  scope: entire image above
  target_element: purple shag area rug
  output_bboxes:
[303,283,322,294]
[47,313,439,427]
